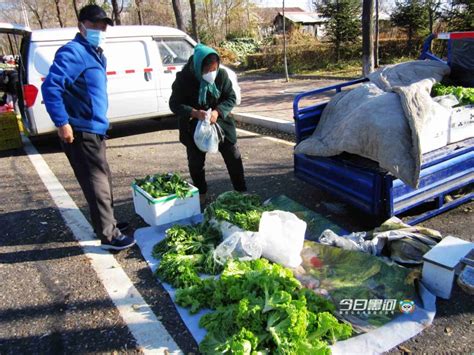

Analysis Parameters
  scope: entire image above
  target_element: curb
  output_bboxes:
[233,112,295,135]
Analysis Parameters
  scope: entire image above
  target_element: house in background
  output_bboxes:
[273,10,327,39]
[253,7,302,38]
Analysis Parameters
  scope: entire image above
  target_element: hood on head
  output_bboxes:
[193,43,219,81]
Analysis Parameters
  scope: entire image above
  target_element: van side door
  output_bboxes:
[105,37,158,121]
[154,37,194,114]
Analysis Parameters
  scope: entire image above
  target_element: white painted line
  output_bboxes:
[236,127,295,147]
[21,135,181,355]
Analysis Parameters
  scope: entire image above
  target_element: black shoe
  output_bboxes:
[101,234,136,251]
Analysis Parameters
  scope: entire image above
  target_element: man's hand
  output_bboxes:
[210,110,219,124]
[58,124,74,143]
[191,108,207,121]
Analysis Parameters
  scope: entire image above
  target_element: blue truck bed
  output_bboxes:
[293,34,474,225]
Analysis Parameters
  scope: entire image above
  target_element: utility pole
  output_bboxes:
[283,0,289,82]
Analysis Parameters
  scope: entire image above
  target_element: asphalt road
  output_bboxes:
[0,116,473,354]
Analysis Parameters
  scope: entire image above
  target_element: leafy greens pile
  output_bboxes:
[175,259,352,354]
[204,191,274,231]
[431,83,474,106]
[152,224,223,288]
[135,173,191,199]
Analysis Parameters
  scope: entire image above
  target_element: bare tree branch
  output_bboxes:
[172,0,185,30]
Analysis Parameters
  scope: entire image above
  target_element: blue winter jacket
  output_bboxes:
[42,33,109,135]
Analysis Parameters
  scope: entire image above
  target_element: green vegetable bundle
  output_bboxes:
[135,173,191,199]
[152,224,223,288]
[204,191,273,231]
[431,83,474,106]
[175,259,352,354]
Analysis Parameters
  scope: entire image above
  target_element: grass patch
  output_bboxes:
[297,60,363,78]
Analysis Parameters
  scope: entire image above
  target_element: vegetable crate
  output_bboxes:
[132,182,201,226]
[0,112,22,151]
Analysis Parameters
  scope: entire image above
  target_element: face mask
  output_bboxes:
[202,70,217,84]
[81,23,106,48]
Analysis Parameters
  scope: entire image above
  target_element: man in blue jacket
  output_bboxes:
[42,5,135,250]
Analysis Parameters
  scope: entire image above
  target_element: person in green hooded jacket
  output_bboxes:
[169,44,247,204]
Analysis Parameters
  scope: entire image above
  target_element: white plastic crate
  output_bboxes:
[422,236,473,299]
[132,182,200,226]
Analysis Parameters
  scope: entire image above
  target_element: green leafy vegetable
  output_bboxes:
[135,173,191,199]
[432,83,474,106]
[175,259,352,354]
[204,191,274,231]
[152,224,222,288]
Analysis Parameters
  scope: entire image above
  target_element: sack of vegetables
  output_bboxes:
[132,173,200,226]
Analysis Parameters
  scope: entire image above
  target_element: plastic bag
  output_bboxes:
[194,109,224,153]
[257,210,306,268]
[214,231,262,265]
[319,229,378,254]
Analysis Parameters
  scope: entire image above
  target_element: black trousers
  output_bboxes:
[61,132,121,243]
[185,138,247,195]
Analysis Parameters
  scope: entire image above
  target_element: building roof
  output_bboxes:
[254,7,305,24]
[276,12,327,24]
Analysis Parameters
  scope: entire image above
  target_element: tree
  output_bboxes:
[444,0,473,31]
[374,0,379,67]
[362,0,374,76]
[222,0,244,37]
[391,0,428,53]
[172,0,185,30]
[189,0,199,41]
[111,0,124,25]
[23,0,49,29]
[315,0,361,62]
[72,0,80,20]
[425,0,443,33]
[53,0,64,27]
[135,0,144,25]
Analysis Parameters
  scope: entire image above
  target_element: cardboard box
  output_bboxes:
[449,105,474,144]
[132,182,200,226]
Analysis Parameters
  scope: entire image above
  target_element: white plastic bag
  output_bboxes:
[257,210,306,268]
[194,109,224,153]
[214,231,262,265]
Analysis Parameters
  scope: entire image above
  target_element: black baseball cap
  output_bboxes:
[78,5,113,26]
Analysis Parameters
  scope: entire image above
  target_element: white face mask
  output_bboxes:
[202,70,217,84]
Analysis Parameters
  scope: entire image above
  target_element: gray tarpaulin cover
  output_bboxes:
[294,60,451,188]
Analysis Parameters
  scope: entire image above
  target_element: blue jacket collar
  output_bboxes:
[73,33,105,67]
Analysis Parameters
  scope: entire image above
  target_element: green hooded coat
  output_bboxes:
[169,44,237,145]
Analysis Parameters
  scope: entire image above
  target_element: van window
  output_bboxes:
[33,45,61,76]
[105,41,149,70]
[156,38,193,65]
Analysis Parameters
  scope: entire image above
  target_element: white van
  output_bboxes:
[12,24,240,136]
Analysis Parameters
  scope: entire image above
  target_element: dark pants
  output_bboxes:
[61,132,121,243]
[185,138,247,195]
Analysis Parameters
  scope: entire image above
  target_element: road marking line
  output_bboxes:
[236,127,295,147]
[21,135,181,355]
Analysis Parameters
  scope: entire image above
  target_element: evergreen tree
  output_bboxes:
[444,0,474,31]
[315,0,361,62]
[391,0,428,53]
